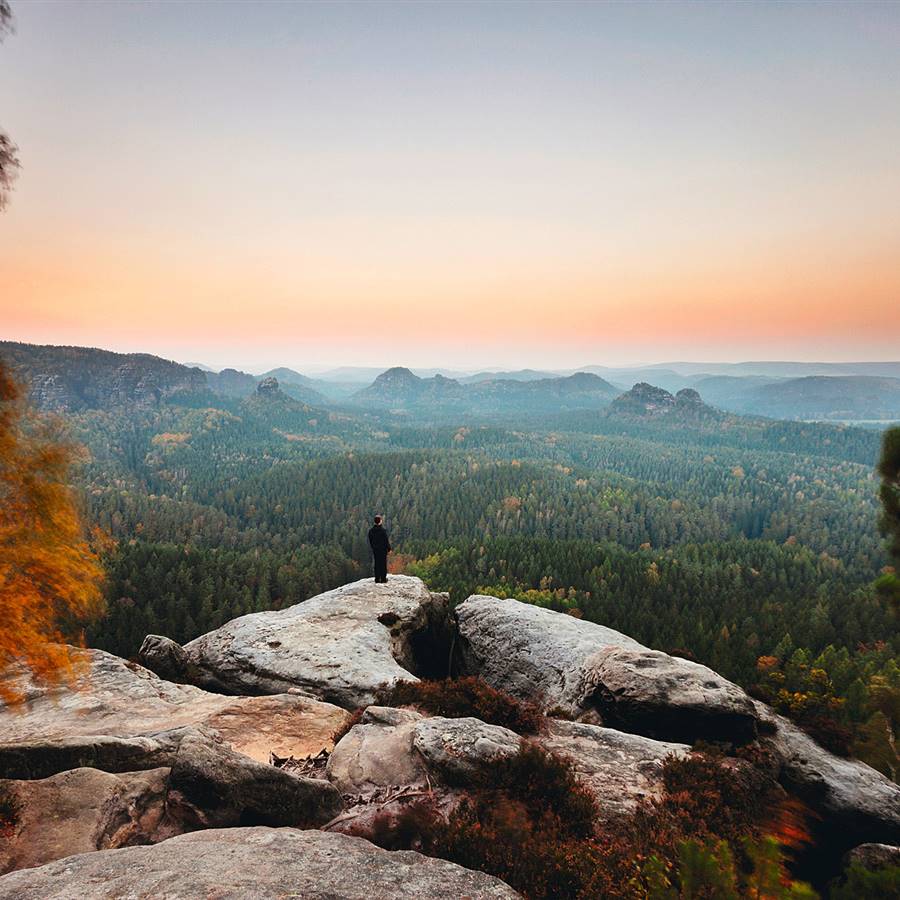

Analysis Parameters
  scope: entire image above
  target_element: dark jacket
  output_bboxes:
[367,524,392,556]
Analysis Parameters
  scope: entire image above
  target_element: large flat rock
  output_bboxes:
[0,827,520,899]
[0,646,348,765]
[148,575,450,708]
[455,594,759,743]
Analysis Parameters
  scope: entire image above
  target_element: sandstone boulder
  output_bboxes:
[0,647,348,767]
[137,634,190,680]
[456,594,759,743]
[0,732,342,875]
[0,767,174,875]
[581,646,759,743]
[762,709,900,845]
[535,719,690,822]
[843,842,900,872]
[326,707,428,796]
[412,716,522,784]
[168,731,343,828]
[327,707,521,796]
[144,576,450,708]
[0,727,195,780]
[0,827,520,899]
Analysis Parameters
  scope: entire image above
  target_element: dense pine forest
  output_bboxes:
[34,376,894,782]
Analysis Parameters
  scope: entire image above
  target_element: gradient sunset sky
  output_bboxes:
[1,1,898,372]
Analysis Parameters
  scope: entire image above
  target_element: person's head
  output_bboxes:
[373,515,383,526]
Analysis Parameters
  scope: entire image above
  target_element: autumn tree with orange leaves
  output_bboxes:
[0,361,104,702]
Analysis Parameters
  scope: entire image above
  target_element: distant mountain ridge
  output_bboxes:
[742,375,900,420]
[351,366,619,413]
[0,341,208,411]
[3,342,898,423]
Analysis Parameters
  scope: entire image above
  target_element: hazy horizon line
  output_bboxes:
[4,335,899,380]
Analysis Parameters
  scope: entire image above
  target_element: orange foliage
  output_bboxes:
[388,552,416,574]
[0,361,104,703]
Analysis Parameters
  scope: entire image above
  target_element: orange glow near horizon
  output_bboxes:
[2,2,899,370]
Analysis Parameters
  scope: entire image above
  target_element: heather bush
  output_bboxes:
[377,676,545,734]
[654,752,775,844]
[465,742,598,838]
[354,744,817,900]
[331,706,364,745]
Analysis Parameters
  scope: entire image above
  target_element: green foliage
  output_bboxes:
[829,862,900,900]
[87,541,358,657]
[646,838,740,900]
[753,645,900,777]
[377,677,545,735]
[28,375,892,778]
[752,650,851,754]
[644,836,817,900]
[877,426,900,610]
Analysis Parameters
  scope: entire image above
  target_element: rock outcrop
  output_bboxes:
[843,842,900,872]
[0,828,521,899]
[328,706,688,826]
[142,575,450,708]
[256,375,282,396]
[0,726,197,781]
[580,645,759,743]
[0,767,174,875]
[0,647,348,767]
[3,577,899,893]
[0,728,343,875]
[536,719,690,822]
[326,707,429,797]
[455,594,900,845]
[0,341,207,411]
[167,731,343,828]
[326,707,522,797]
[759,707,900,845]
[455,594,759,743]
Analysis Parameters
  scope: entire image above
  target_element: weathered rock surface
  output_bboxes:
[137,634,189,680]
[0,767,175,875]
[149,575,450,708]
[0,827,520,899]
[581,646,759,743]
[168,731,343,828]
[412,716,522,783]
[761,708,900,844]
[535,719,690,822]
[843,842,900,872]
[0,732,342,875]
[326,707,428,796]
[327,707,522,796]
[456,594,759,742]
[0,647,348,766]
[0,726,195,781]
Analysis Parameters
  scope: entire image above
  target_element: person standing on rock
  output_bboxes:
[368,515,392,583]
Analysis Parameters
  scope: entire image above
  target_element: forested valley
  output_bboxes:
[32,374,896,782]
